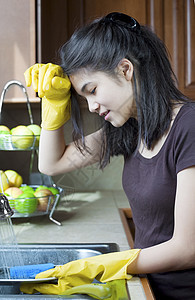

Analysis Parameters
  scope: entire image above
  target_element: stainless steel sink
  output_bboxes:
[0,243,120,299]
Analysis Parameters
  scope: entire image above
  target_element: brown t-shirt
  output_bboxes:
[122,103,195,299]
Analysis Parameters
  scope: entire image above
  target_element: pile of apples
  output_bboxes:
[0,124,41,149]
[0,170,59,214]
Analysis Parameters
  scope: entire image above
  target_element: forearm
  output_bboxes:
[128,237,195,274]
[38,127,102,176]
[38,127,67,175]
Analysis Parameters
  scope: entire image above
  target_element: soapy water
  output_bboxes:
[0,217,24,279]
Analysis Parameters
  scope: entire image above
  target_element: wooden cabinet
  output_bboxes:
[0,0,194,100]
[39,0,195,100]
[119,208,155,300]
[147,0,195,100]
[1,0,194,100]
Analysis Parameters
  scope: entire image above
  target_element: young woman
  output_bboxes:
[24,12,195,299]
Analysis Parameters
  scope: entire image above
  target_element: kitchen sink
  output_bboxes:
[0,243,121,299]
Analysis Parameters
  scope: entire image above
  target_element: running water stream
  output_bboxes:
[0,217,24,279]
[0,174,24,280]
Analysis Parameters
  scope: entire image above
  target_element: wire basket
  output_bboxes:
[0,80,40,151]
[7,185,63,225]
[0,134,40,151]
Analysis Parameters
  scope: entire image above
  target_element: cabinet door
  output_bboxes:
[182,0,195,99]
[147,0,195,99]
[39,0,147,63]
[0,0,36,100]
[71,0,195,100]
[83,0,146,23]
[39,0,195,100]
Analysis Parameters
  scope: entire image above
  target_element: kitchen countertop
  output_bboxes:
[12,190,147,299]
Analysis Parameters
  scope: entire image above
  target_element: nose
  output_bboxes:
[87,98,99,113]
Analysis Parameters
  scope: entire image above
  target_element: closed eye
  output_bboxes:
[90,87,96,95]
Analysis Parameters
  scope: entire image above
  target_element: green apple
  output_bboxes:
[20,185,35,194]
[11,125,34,149]
[15,191,37,214]
[4,170,23,187]
[35,185,49,192]
[27,124,41,147]
[48,187,59,195]
[0,170,10,192]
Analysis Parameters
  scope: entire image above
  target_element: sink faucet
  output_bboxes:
[0,80,34,124]
[0,193,14,218]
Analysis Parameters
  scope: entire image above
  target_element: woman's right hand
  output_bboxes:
[25,64,101,176]
[24,63,71,130]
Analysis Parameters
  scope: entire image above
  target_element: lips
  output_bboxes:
[100,110,110,120]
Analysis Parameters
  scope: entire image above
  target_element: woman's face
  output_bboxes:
[70,61,136,127]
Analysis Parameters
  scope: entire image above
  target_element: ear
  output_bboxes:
[117,58,134,81]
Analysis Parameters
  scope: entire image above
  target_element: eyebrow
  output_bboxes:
[81,82,92,93]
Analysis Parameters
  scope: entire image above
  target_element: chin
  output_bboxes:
[109,112,130,127]
[109,117,128,127]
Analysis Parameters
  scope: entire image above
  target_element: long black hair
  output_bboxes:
[60,12,189,168]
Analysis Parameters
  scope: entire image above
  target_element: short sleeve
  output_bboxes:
[174,107,195,173]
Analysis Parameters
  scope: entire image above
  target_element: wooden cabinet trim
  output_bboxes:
[185,0,195,89]
[119,208,155,300]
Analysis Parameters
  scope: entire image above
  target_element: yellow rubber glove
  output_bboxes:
[24,63,71,130]
[20,280,128,299]
[20,249,140,295]
[60,280,128,300]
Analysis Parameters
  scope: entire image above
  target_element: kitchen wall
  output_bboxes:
[53,156,124,192]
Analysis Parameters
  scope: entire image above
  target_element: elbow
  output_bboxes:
[171,237,195,270]
[182,246,195,269]
[38,162,58,177]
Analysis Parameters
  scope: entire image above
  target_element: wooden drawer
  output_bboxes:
[119,208,155,300]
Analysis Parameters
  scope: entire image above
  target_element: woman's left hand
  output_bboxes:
[20,249,140,295]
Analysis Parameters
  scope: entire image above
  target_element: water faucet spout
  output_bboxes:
[0,80,34,124]
[0,193,14,218]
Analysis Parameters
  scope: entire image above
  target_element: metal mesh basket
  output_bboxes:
[9,185,63,225]
[0,80,40,151]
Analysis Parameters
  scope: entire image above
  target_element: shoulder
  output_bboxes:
[172,103,195,137]
[172,103,195,172]
[174,102,195,132]
[173,103,195,137]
